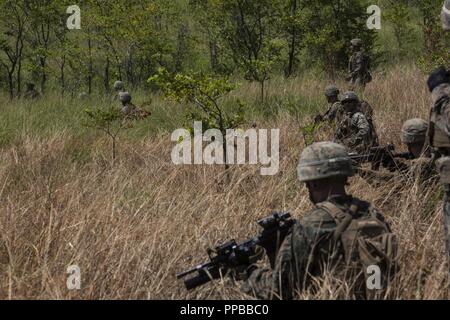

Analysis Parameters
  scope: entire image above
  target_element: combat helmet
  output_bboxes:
[297,142,354,182]
[350,38,363,48]
[113,80,125,91]
[401,118,429,144]
[325,85,340,97]
[442,0,450,30]
[119,91,132,104]
[341,91,360,103]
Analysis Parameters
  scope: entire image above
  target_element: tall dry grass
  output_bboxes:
[0,65,448,300]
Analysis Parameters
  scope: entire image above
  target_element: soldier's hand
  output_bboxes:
[231,246,265,281]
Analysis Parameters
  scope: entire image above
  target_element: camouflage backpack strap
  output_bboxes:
[316,201,356,243]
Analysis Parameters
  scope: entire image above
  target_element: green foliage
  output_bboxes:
[83,106,123,130]
[413,0,449,72]
[206,0,282,101]
[0,0,446,98]
[384,2,418,60]
[300,122,325,147]
[83,105,131,160]
[299,0,377,76]
[149,68,244,132]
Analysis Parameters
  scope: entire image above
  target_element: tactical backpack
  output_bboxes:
[316,200,398,294]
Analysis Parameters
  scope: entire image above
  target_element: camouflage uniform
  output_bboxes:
[360,119,436,186]
[119,92,150,121]
[359,100,374,121]
[321,102,344,124]
[427,71,450,262]
[242,142,396,300]
[320,86,344,123]
[401,119,437,184]
[334,92,378,154]
[429,5,450,260]
[442,0,450,31]
[112,80,125,101]
[114,80,125,92]
[347,39,372,91]
[243,195,383,300]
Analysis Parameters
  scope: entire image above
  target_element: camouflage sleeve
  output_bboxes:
[351,113,370,144]
[242,210,336,300]
[431,84,450,134]
[442,100,450,134]
[352,53,365,74]
[324,103,341,122]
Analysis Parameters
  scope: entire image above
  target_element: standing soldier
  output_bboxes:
[242,142,398,300]
[314,85,344,124]
[442,0,450,31]
[334,92,378,154]
[427,1,450,267]
[347,38,372,92]
[427,67,450,264]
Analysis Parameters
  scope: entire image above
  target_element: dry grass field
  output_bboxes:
[0,65,448,299]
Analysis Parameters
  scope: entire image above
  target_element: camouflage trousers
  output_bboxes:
[349,77,367,93]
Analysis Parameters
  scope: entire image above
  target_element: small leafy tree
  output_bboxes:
[149,68,245,171]
[209,0,281,102]
[83,106,130,161]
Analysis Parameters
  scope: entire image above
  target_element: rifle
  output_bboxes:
[176,212,295,291]
[349,144,414,171]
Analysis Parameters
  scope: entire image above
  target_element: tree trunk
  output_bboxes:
[17,58,22,96]
[285,0,298,78]
[60,56,66,96]
[260,80,265,103]
[88,36,93,95]
[209,39,219,73]
[40,57,47,94]
[7,73,14,100]
[126,46,134,87]
[104,57,110,94]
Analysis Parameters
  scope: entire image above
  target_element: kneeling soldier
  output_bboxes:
[242,142,398,300]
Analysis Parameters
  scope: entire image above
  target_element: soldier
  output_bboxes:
[242,142,398,300]
[314,85,344,124]
[401,119,431,159]
[347,38,372,92]
[114,80,125,93]
[399,118,437,185]
[358,119,433,184]
[112,80,126,101]
[119,92,150,121]
[119,91,135,115]
[426,2,450,266]
[334,92,378,154]
[442,0,450,30]
[23,82,40,100]
[427,66,450,264]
